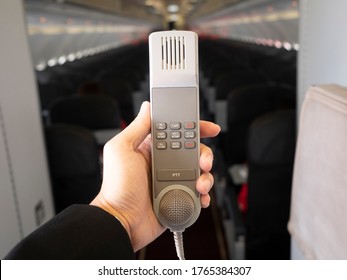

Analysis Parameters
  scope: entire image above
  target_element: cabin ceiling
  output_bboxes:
[59,0,247,26]
[27,0,289,29]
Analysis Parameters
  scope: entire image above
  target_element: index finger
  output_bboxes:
[200,121,221,138]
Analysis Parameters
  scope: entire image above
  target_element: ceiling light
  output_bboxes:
[167,4,179,13]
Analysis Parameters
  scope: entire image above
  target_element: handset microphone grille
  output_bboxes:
[159,189,194,227]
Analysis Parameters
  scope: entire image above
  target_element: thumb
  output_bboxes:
[120,101,151,149]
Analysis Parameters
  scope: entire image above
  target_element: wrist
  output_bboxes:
[90,196,132,244]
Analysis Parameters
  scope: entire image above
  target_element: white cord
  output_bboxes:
[173,231,185,260]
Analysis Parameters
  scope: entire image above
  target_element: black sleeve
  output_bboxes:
[5,204,135,260]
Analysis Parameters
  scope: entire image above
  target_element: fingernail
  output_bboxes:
[203,179,211,193]
[136,101,150,120]
[206,153,213,165]
[138,101,147,114]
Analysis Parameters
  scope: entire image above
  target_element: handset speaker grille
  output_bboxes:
[161,36,186,70]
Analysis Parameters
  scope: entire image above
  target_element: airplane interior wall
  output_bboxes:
[298,0,347,111]
[0,0,55,258]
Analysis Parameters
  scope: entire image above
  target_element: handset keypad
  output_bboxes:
[155,121,197,150]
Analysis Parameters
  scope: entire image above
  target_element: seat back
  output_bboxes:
[38,83,71,111]
[97,74,135,124]
[49,95,121,144]
[226,83,295,166]
[45,124,101,213]
[288,84,347,259]
[246,110,296,259]
[214,71,266,131]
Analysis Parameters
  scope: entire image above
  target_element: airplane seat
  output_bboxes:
[216,71,265,101]
[203,61,247,115]
[199,56,227,80]
[225,83,296,168]
[288,84,347,259]
[45,124,101,214]
[199,40,242,71]
[102,66,148,115]
[37,82,72,124]
[35,67,69,85]
[258,57,297,86]
[199,55,224,93]
[97,74,135,125]
[277,65,297,88]
[125,52,150,81]
[199,89,213,122]
[50,65,91,94]
[246,109,296,260]
[77,80,105,96]
[199,40,236,73]
[214,70,267,132]
[49,95,122,145]
[242,44,284,71]
[101,45,148,77]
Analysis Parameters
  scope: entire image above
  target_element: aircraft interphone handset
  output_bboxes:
[149,30,201,260]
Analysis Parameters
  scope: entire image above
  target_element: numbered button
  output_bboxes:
[184,131,195,139]
[156,142,167,149]
[171,141,181,149]
[156,131,167,139]
[170,131,181,139]
[156,122,167,130]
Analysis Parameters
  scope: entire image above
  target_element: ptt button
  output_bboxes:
[157,169,196,181]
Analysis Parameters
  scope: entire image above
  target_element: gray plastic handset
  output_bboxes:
[151,87,201,231]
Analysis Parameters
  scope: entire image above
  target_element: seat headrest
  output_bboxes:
[248,110,296,165]
[228,84,296,124]
[288,84,347,259]
[45,124,100,177]
[50,95,121,130]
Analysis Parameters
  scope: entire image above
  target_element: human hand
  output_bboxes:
[90,101,220,252]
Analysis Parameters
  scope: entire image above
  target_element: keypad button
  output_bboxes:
[170,131,181,139]
[171,141,181,149]
[156,142,167,149]
[184,141,196,149]
[170,122,181,130]
[156,122,167,130]
[156,131,167,139]
[184,121,195,129]
[184,131,195,139]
